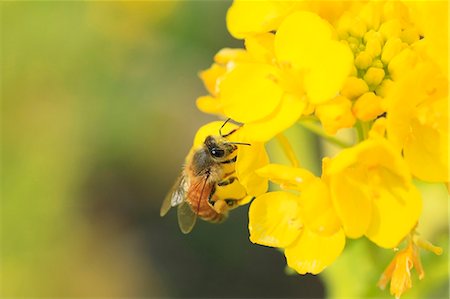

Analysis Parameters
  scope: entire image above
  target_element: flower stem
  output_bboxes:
[275,133,299,167]
[298,119,352,148]
[356,120,371,141]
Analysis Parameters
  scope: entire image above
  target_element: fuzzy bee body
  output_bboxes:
[161,133,246,234]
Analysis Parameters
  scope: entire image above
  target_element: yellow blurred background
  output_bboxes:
[1,1,324,297]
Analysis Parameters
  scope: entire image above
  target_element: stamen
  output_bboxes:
[413,236,443,256]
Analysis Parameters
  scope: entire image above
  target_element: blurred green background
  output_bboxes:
[1,1,448,298]
[1,1,324,297]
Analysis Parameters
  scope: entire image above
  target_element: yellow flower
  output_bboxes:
[404,0,449,76]
[196,48,251,116]
[275,11,353,104]
[385,63,449,182]
[248,191,345,275]
[199,11,352,141]
[326,137,422,248]
[250,163,345,274]
[226,0,357,39]
[377,241,424,299]
[226,0,296,39]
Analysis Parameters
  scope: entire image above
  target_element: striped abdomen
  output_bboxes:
[186,180,225,223]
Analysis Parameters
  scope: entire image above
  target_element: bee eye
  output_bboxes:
[210,148,225,158]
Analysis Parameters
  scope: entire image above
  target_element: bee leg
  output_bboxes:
[207,185,217,207]
[225,199,239,210]
[212,199,229,214]
[217,176,236,186]
[212,198,240,214]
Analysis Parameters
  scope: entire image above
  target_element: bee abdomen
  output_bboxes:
[192,199,225,223]
[186,183,226,223]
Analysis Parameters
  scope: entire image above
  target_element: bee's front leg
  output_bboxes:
[217,176,236,186]
[212,198,240,214]
[207,186,230,214]
[207,185,217,206]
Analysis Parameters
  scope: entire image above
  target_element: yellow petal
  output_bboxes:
[199,63,226,96]
[219,63,283,123]
[226,0,295,39]
[192,121,237,148]
[299,178,341,236]
[275,11,353,103]
[327,139,411,184]
[245,33,276,63]
[329,166,373,238]
[214,48,250,64]
[196,95,224,115]
[386,63,449,182]
[256,163,316,191]
[249,191,302,248]
[234,140,269,197]
[405,1,448,76]
[366,184,422,249]
[303,41,353,104]
[275,11,333,65]
[404,98,449,182]
[327,137,422,247]
[285,227,346,275]
[237,93,306,142]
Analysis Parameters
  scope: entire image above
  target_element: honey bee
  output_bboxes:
[160,120,250,234]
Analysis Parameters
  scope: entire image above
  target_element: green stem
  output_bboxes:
[355,121,365,142]
[355,120,371,142]
[275,133,300,168]
[298,120,352,148]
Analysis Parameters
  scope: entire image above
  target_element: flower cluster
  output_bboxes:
[193,1,447,298]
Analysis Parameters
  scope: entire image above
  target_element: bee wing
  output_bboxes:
[177,173,211,234]
[160,173,188,217]
[177,201,197,234]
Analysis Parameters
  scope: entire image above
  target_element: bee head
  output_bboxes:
[204,135,251,160]
[204,135,235,160]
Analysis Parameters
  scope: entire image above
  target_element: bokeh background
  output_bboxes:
[1,1,323,297]
[1,1,448,298]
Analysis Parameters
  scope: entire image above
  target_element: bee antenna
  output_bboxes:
[219,118,232,137]
[220,118,245,138]
[226,142,251,146]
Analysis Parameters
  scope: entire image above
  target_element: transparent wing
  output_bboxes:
[177,201,197,234]
[177,173,211,234]
[160,173,188,217]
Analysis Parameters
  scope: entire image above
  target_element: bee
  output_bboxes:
[160,120,250,234]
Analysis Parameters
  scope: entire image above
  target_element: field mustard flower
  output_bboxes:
[385,63,449,182]
[249,162,346,274]
[185,1,448,298]
[326,136,422,248]
[197,10,352,142]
